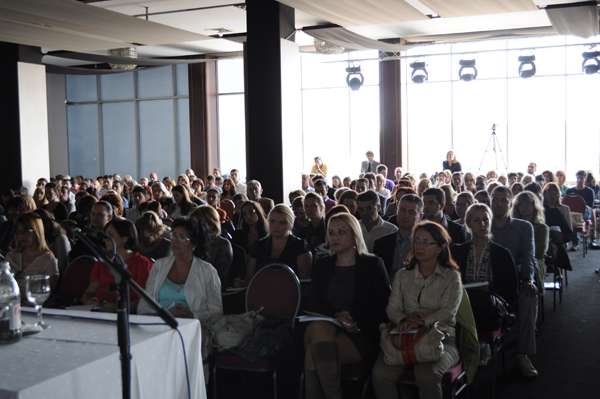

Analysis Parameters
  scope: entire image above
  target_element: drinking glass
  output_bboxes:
[25,275,51,329]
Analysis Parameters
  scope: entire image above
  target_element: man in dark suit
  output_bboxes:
[246,180,274,216]
[360,150,381,174]
[422,187,468,244]
[373,194,423,279]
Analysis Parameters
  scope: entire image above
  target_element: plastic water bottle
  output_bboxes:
[0,262,21,344]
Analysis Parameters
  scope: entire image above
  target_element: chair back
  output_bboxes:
[220,200,235,219]
[59,255,97,303]
[562,194,587,214]
[245,263,301,319]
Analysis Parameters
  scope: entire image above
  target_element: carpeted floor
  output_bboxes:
[469,245,600,399]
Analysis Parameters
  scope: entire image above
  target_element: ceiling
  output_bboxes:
[0,0,597,68]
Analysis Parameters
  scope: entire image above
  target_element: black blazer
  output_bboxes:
[372,232,398,275]
[450,241,519,305]
[307,254,391,339]
[442,160,462,174]
[446,217,468,245]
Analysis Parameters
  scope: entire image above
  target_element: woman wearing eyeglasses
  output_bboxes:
[372,221,462,399]
[5,213,59,297]
[82,218,153,313]
[138,217,222,321]
[234,205,312,287]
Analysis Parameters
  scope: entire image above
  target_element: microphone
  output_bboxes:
[73,226,108,240]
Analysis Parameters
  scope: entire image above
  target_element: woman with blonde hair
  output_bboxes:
[189,206,233,289]
[177,174,190,187]
[555,170,568,197]
[442,150,462,173]
[234,204,311,287]
[464,172,476,193]
[135,211,172,261]
[304,213,390,399]
[5,213,59,295]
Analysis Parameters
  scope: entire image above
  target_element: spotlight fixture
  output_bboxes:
[346,65,364,91]
[518,55,536,79]
[582,51,600,74]
[410,61,428,84]
[458,59,477,82]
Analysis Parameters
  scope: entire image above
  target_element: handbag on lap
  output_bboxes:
[379,321,447,366]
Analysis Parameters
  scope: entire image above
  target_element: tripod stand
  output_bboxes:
[477,124,508,176]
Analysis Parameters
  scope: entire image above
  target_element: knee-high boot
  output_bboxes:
[305,369,325,399]
[311,342,342,399]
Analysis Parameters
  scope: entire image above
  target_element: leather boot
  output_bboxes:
[305,369,325,399]
[311,342,342,399]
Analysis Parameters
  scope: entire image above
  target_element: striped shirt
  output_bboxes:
[387,262,462,336]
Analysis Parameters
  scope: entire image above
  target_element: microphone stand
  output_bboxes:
[72,228,178,399]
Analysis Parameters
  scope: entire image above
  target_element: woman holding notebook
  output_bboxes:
[303,213,390,399]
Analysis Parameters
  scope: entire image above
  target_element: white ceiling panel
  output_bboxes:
[0,19,130,52]
[348,10,552,40]
[277,0,428,27]
[419,0,538,18]
[149,7,248,35]
[0,0,210,47]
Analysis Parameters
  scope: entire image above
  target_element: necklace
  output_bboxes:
[174,265,184,292]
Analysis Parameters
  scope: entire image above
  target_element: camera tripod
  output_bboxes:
[477,124,508,176]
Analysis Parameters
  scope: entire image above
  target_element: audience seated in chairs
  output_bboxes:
[384,186,417,221]
[33,209,71,277]
[246,180,274,217]
[440,184,459,221]
[151,182,174,211]
[357,190,398,252]
[304,213,390,399]
[451,172,465,194]
[417,178,432,198]
[338,190,359,220]
[565,170,595,250]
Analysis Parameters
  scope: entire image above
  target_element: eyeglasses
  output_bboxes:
[242,209,257,217]
[173,235,191,243]
[14,229,34,237]
[413,238,437,247]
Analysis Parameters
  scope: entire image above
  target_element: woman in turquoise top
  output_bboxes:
[138,217,222,322]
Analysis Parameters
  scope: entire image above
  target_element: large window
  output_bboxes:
[401,36,600,179]
[217,58,247,181]
[301,50,380,179]
[65,65,190,180]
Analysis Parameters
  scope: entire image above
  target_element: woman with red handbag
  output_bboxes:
[372,221,462,399]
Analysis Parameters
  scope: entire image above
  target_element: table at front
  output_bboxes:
[0,308,206,399]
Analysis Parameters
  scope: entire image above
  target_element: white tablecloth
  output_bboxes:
[0,308,206,399]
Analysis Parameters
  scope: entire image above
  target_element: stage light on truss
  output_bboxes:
[518,55,536,78]
[345,65,364,91]
[582,51,600,74]
[410,61,428,84]
[458,59,477,82]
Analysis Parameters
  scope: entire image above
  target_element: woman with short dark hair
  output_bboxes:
[82,218,152,313]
